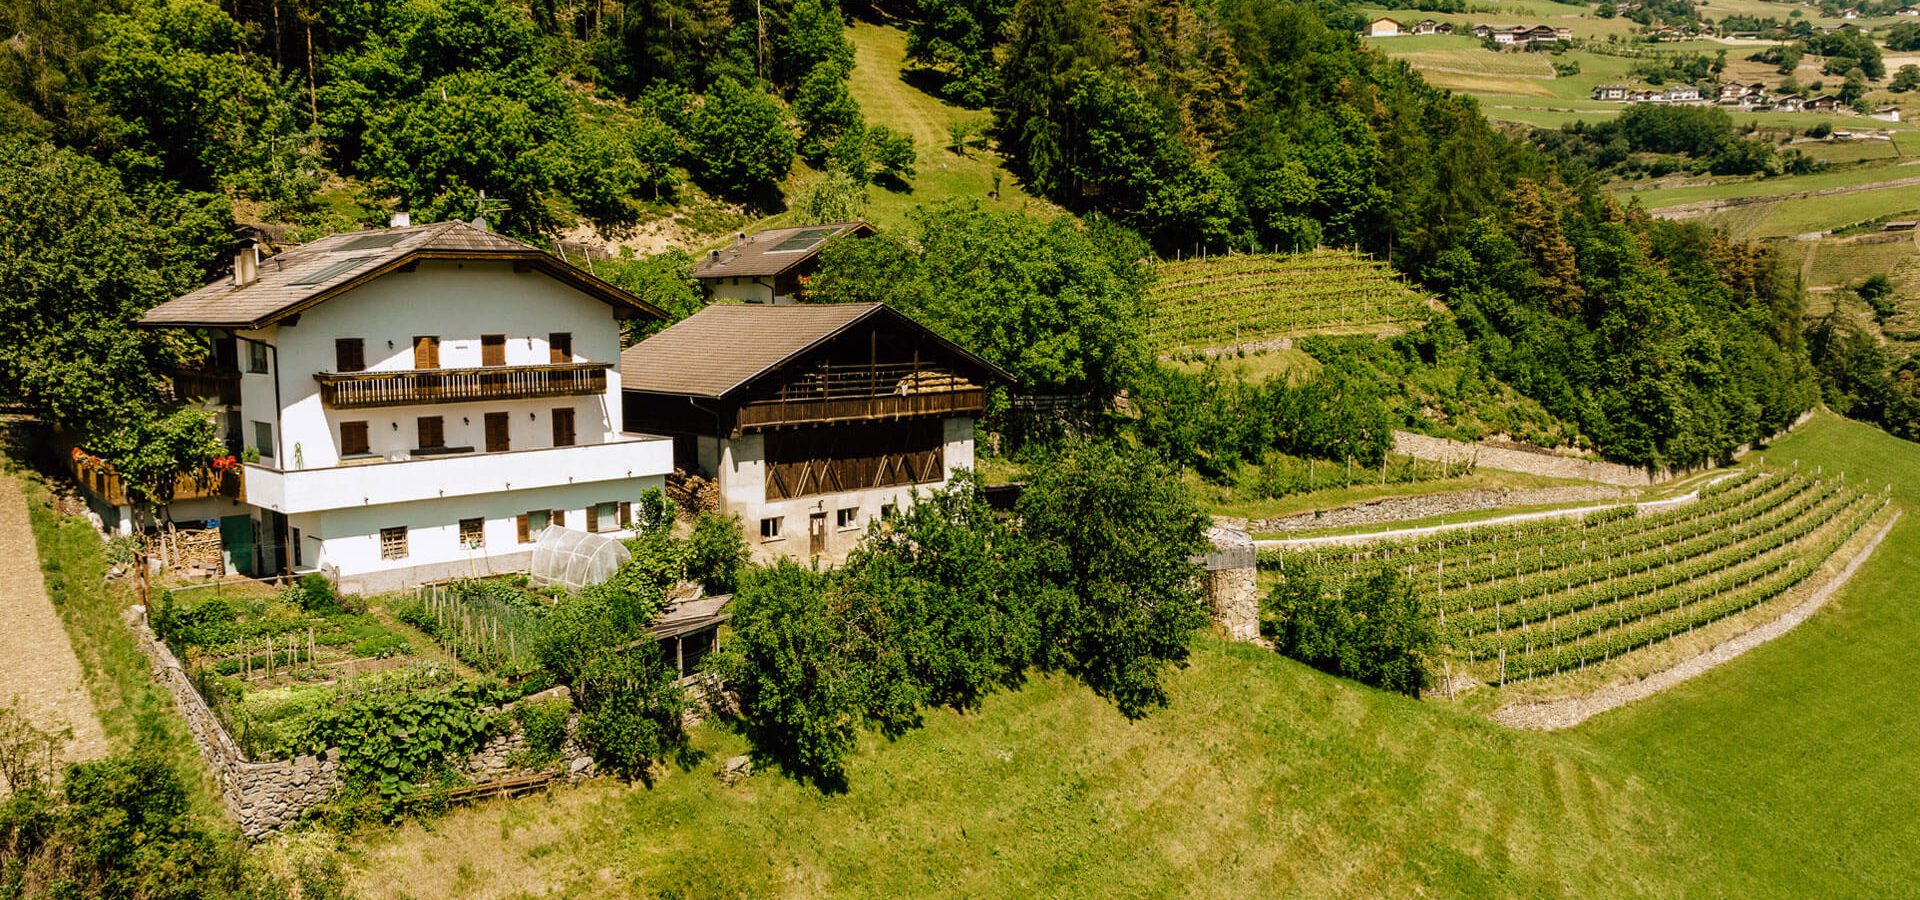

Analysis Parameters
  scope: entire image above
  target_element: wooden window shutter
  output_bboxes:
[586,504,600,533]
[413,335,439,369]
[618,502,631,528]
[340,421,370,456]
[551,408,576,447]
[516,514,530,543]
[481,334,506,367]
[551,508,566,528]
[335,338,365,372]
[549,332,572,364]
[417,416,444,449]
[484,412,510,453]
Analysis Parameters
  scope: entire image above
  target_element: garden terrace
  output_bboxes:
[1147,250,1438,353]
[68,453,243,507]
[1264,467,1892,682]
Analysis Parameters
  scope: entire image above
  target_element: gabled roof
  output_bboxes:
[140,221,665,329]
[692,221,873,281]
[620,302,1013,399]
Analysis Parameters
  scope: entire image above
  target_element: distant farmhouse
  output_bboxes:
[1594,80,1823,113]
[132,219,674,592]
[1408,19,1454,34]
[1470,24,1572,46]
[693,221,873,305]
[622,303,1011,564]
[1364,16,1403,36]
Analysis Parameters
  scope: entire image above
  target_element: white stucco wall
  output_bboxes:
[721,416,976,564]
[292,475,664,593]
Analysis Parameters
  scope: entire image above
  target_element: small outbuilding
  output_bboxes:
[692,221,873,305]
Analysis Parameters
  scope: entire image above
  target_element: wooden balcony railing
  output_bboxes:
[737,362,986,429]
[167,368,242,406]
[69,457,244,507]
[313,362,610,409]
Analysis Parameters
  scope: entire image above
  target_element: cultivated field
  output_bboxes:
[1267,467,1889,683]
[1147,250,1436,353]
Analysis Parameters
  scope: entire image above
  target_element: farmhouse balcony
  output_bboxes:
[736,362,987,430]
[69,456,244,508]
[166,367,242,406]
[313,362,610,409]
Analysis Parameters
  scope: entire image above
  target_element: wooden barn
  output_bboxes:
[621,303,1011,562]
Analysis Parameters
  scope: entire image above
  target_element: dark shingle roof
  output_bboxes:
[141,221,664,329]
[692,221,872,280]
[620,303,1011,399]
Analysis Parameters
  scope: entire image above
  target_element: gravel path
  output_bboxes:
[1491,510,1902,732]
[0,476,107,761]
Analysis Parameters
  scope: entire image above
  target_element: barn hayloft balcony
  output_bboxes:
[166,367,242,406]
[314,362,610,409]
[735,362,986,430]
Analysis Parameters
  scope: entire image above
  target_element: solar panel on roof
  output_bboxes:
[768,227,834,252]
[288,256,378,286]
[336,233,410,251]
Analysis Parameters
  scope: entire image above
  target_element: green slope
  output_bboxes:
[1574,411,1920,896]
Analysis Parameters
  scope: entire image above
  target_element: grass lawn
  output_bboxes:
[1573,411,1920,896]
[1746,184,1920,237]
[1618,159,1920,209]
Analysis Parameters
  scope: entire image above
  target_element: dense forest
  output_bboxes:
[0,0,1825,478]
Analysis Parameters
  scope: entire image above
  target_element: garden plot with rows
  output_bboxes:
[1147,249,1437,354]
[1262,467,1894,686]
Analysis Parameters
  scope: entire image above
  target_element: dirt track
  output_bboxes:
[0,476,106,762]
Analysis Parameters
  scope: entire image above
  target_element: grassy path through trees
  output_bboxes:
[0,474,106,763]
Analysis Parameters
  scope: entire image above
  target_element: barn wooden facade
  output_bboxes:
[621,303,1010,562]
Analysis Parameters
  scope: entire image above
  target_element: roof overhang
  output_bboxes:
[140,248,668,330]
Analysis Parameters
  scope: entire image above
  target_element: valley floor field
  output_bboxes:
[320,412,1920,897]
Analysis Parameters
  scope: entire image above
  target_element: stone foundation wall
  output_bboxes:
[1250,485,1627,534]
[1201,524,1261,643]
[130,608,592,840]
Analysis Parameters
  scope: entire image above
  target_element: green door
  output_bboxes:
[219,515,254,577]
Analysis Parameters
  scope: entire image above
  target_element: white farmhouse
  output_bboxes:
[621,303,1010,564]
[693,221,873,305]
[138,220,674,593]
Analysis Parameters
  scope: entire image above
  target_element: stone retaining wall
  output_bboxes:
[1390,432,1660,486]
[1251,485,1628,534]
[130,608,592,840]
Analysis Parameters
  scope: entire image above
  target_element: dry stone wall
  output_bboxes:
[129,607,592,840]
[1251,485,1627,534]
[1391,432,1659,486]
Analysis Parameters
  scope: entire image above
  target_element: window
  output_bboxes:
[549,332,572,364]
[837,507,859,530]
[760,516,783,540]
[252,421,274,460]
[340,420,370,456]
[481,334,506,367]
[551,408,576,447]
[291,528,302,567]
[459,517,485,549]
[413,335,440,369]
[334,338,366,372]
[594,501,618,532]
[247,341,269,374]
[380,526,408,560]
[483,412,510,453]
[520,509,550,543]
[880,503,897,520]
[416,416,445,450]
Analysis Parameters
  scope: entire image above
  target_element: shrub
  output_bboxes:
[574,645,689,781]
[1018,441,1211,717]
[303,684,498,809]
[710,562,865,786]
[509,696,572,769]
[1262,570,1436,696]
[685,511,748,594]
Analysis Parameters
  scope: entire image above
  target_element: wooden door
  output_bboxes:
[809,511,827,556]
[484,412,510,452]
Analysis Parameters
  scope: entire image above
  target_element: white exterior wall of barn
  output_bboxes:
[718,416,976,563]
[704,276,779,305]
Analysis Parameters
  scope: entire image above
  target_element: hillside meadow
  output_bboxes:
[313,413,1920,897]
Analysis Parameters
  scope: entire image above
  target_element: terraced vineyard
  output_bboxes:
[1147,249,1436,353]
[1262,468,1891,683]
